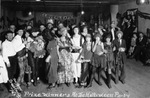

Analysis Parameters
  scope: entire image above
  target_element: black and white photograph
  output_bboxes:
[0,0,150,98]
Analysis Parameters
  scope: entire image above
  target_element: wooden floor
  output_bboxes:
[0,59,150,98]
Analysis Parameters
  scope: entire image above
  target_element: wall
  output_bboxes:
[119,1,150,34]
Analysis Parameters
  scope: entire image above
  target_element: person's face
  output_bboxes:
[10,25,15,32]
[118,33,122,39]
[25,32,30,38]
[133,34,137,38]
[96,36,100,42]
[139,33,143,38]
[18,30,24,36]
[47,24,53,29]
[106,37,111,42]
[58,23,64,29]
[40,25,45,31]
[27,26,32,30]
[86,37,91,42]
[6,33,13,41]
[83,27,88,33]
[111,23,115,28]
[74,28,79,34]
[62,29,67,36]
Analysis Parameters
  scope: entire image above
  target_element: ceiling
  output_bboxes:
[1,0,135,12]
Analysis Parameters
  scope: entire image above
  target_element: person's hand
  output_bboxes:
[95,40,99,45]
[7,63,11,67]
[104,50,108,53]
[119,47,125,52]
[113,47,116,51]
[45,55,51,63]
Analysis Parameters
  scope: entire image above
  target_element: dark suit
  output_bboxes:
[132,36,147,61]
[110,28,118,41]
[113,38,126,84]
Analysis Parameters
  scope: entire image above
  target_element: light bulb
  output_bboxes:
[28,12,32,15]
[81,11,84,15]
[140,0,145,3]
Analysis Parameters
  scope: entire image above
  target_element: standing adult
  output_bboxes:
[46,31,59,89]
[2,31,17,92]
[71,26,83,87]
[57,28,74,87]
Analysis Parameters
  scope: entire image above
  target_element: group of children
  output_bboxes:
[0,23,127,98]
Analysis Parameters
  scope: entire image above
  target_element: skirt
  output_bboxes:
[91,54,106,68]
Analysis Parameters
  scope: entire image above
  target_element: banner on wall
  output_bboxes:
[42,13,74,20]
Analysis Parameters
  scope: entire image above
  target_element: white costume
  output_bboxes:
[0,55,9,83]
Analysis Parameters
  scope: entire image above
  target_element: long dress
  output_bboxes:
[46,39,59,84]
[71,35,82,82]
[57,38,74,84]
[104,43,114,70]
[0,55,9,83]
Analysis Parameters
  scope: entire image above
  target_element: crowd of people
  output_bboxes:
[0,19,149,96]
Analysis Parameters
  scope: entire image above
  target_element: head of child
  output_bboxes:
[117,31,123,39]
[105,35,111,43]
[94,33,101,42]
[25,31,30,38]
[133,33,137,39]
[85,34,91,42]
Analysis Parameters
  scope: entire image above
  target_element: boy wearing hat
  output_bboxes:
[113,30,126,84]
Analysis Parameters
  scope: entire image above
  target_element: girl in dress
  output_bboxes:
[71,26,84,87]
[57,28,74,87]
[78,34,93,88]
[86,33,106,88]
[104,35,115,88]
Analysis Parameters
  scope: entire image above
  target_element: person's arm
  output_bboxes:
[92,41,98,52]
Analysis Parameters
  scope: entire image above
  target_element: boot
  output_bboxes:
[85,74,94,88]
[107,73,112,89]
[98,69,102,86]
[115,66,119,84]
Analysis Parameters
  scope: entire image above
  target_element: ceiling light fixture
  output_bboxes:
[36,0,41,1]
[136,0,149,5]
[80,0,84,15]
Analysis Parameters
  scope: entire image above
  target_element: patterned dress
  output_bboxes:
[57,38,74,83]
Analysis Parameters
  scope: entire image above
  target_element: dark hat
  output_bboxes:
[86,34,91,38]
[5,30,14,35]
[94,33,101,39]
[106,34,111,39]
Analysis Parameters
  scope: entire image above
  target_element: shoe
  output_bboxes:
[66,83,70,87]
[33,81,38,86]
[85,83,92,88]
[98,81,102,86]
[120,80,125,84]
[107,74,112,89]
